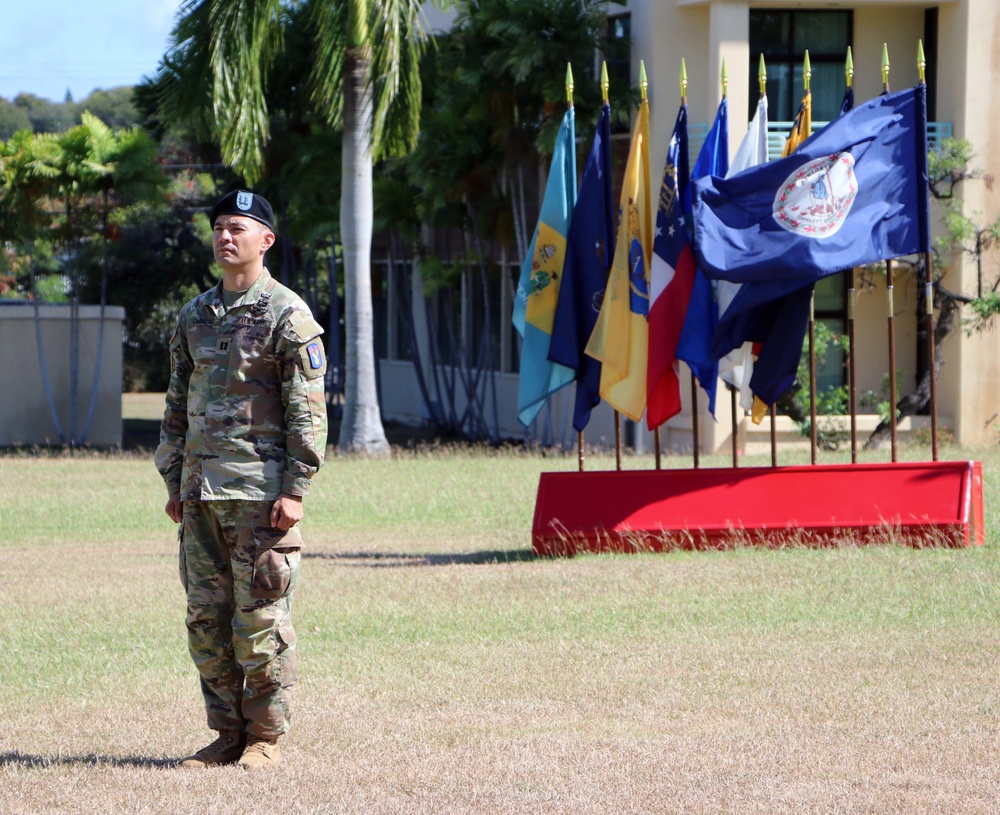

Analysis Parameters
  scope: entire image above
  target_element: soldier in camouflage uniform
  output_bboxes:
[155,190,327,770]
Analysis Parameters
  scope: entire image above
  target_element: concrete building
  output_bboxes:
[373,0,999,452]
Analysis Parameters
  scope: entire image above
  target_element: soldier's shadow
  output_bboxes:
[0,751,175,769]
[304,549,537,567]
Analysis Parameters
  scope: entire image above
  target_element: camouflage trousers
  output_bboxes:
[179,500,301,739]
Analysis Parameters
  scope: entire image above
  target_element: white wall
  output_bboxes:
[0,304,124,447]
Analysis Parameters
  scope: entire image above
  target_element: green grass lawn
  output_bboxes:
[1,443,997,814]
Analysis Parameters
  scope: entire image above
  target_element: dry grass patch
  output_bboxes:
[2,449,999,813]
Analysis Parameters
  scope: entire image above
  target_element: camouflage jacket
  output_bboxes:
[155,268,328,501]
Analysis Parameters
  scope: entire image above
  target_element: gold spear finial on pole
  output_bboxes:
[882,42,890,91]
[566,62,574,106]
[721,57,728,98]
[680,57,688,103]
[803,50,811,92]
[640,59,648,102]
[600,60,609,104]
[846,46,854,88]
[758,54,767,96]
[917,39,926,84]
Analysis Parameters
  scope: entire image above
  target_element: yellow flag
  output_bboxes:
[584,99,652,422]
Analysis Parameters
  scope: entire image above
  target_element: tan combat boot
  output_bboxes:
[179,731,246,769]
[237,736,281,769]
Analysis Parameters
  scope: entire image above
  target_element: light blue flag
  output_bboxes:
[512,108,577,427]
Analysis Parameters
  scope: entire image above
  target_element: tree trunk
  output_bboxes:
[338,40,389,455]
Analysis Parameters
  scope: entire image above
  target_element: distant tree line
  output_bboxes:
[0,87,142,139]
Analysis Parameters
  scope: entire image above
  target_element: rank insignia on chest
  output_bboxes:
[306,342,324,369]
[217,337,232,354]
[249,291,271,318]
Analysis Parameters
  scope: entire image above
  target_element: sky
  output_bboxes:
[0,0,185,102]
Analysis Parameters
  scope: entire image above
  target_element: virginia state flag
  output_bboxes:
[512,107,577,427]
[585,98,652,423]
[548,103,614,432]
[693,85,930,286]
[674,98,729,418]
[646,103,695,429]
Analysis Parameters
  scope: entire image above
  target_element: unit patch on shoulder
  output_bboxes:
[299,340,326,380]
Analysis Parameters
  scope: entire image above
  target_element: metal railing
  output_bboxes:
[686,121,953,167]
[765,120,953,159]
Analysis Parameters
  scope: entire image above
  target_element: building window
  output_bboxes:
[606,13,631,135]
[749,10,853,123]
[606,13,630,89]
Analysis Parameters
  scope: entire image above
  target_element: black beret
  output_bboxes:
[210,189,275,231]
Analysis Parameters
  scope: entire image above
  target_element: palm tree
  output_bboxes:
[152,0,443,454]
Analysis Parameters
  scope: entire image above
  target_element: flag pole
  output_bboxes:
[679,58,699,470]
[917,40,939,461]
[882,43,899,462]
[718,58,738,469]
[632,61,661,472]
[599,63,623,472]
[770,405,777,467]
[809,291,818,464]
[762,52,814,471]
[803,52,819,465]
[577,63,611,473]
[729,57,768,469]
[726,56,769,469]
[562,63,586,472]
[844,47,859,464]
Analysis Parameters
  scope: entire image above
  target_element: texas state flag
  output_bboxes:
[646,103,696,430]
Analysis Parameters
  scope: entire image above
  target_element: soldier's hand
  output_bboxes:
[271,493,303,530]
[165,493,183,524]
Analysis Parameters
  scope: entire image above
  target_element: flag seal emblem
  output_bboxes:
[773,152,857,238]
[236,191,254,211]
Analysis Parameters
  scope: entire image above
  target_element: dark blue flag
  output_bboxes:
[675,98,729,416]
[693,85,930,287]
[548,104,614,432]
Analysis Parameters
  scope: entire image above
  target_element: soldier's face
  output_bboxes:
[212,215,274,269]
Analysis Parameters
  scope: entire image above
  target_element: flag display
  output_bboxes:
[548,104,615,432]
[512,107,577,427]
[674,98,729,418]
[646,103,695,429]
[585,98,652,423]
[716,93,770,412]
[692,85,930,285]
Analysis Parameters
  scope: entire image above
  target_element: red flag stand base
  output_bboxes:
[532,461,984,556]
